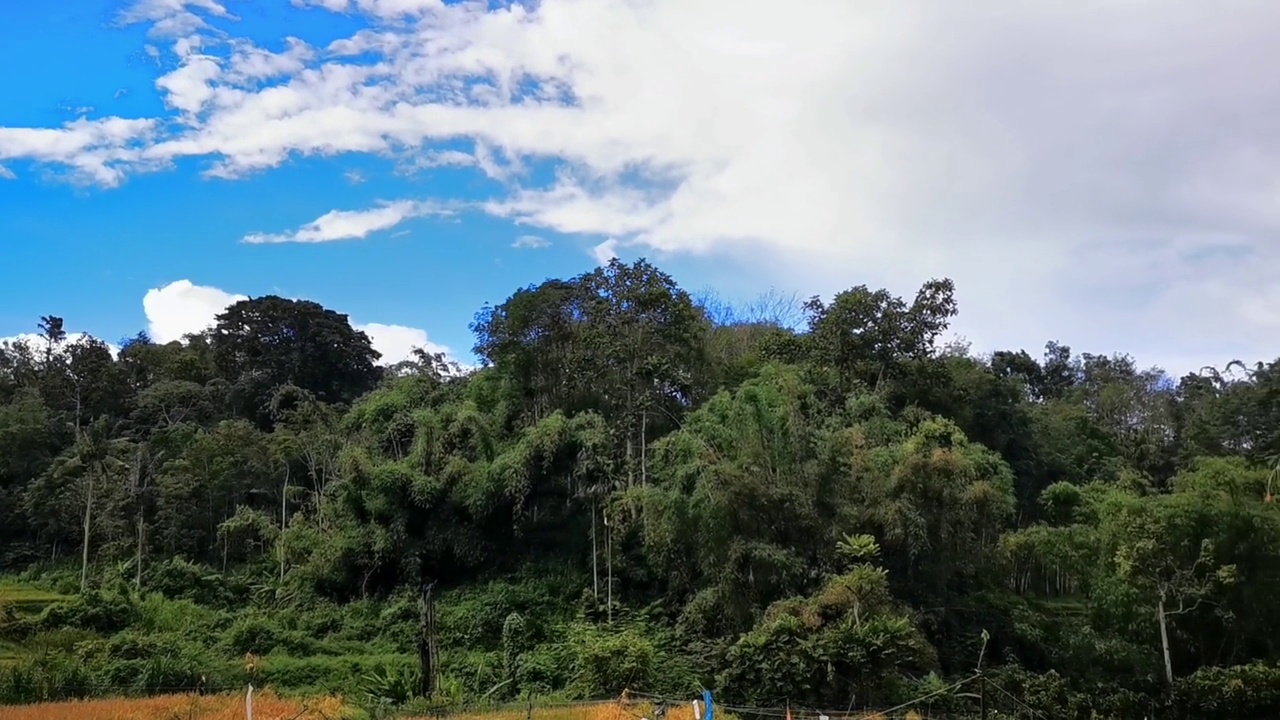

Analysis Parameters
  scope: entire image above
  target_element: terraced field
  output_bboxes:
[0,584,68,666]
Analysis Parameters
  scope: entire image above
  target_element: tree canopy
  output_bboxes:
[4,259,1280,718]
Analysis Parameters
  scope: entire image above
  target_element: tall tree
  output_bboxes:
[210,296,381,425]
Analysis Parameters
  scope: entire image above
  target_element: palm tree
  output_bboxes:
[53,417,129,592]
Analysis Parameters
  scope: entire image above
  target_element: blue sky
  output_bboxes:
[0,0,768,363]
[2,0,1278,373]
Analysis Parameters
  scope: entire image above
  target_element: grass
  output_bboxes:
[0,583,71,668]
[0,695,941,720]
[0,584,68,615]
[0,691,349,719]
[0,641,21,665]
[410,702,930,720]
[425,702,703,720]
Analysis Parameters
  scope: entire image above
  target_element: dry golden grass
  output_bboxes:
[0,690,347,720]
[415,700,702,720]
[430,702,935,720]
[1,695,938,720]
[424,696,696,717]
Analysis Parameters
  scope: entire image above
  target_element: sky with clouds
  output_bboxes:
[1,0,1277,373]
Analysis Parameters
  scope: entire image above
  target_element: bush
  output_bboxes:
[568,620,665,696]
[0,653,95,704]
[438,572,581,651]
[34,591,137,635]
[222,613,324,656]
[135,592,224,635]
[145,558,250,608]
[252,653,415,697]
[1174,663,1280,719]
[77,630,226,694]
[981,666,1153,720]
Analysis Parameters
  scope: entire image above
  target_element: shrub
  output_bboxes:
[221,614,324,657]
[77,630,225,694]
[1174,662,1280,718]
[34,591,137,635]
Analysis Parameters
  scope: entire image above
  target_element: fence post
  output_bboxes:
[245,684,254,720]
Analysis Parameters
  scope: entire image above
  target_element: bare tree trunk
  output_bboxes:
[606,508,613,624]
[591,499,599,600]
[80,471,94,593]
[280,465,290,583]
[135,513,145,590]
[1158,594,1174,686]
[132,446,147,590]
[625,434,634,489]
[640,410,647,486]
[418,580,439,698]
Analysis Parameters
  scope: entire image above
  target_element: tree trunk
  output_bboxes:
[418,580,439,698]
[625,433,634,489]
[640,410,648,486]
[135,513,145,590]
[591,499,599,600]
[80,471,94,593]
[1158,594,1174,686]
[280,465,290,583]
[132,446,147,590]
[605,508,613,624]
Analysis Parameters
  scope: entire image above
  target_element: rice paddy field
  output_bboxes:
[0,584,67,668]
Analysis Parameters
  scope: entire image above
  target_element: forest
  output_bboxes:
[2,258,1280,719]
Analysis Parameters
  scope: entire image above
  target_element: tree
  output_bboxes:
[210,296,381,424]
[801,278,957,396]
[37,315,67,369]
[48,417,131,591]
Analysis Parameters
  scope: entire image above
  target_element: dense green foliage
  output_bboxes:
[4,261,1280,717]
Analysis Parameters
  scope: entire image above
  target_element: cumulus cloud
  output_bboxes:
[142,279,247,343]
[0,333,120,358]
[242,200,447,244]
[512,234,549,249]
[5,1,1280,371]
[356,323,450,364]
[140,280,447,364]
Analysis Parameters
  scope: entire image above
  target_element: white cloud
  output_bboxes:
[356,322,450,365]
[143,279,246,343]
[0,165,13,180]
[591,238,619,265]
[117,0,235,39]
[294,0,444,20]
[0,117,156,186]
[242,200,446,244]
[140,279,446,365]
[156,55,222,114]
[0,333,120,358]
[512,234,549,249]
[5,2,1280,372]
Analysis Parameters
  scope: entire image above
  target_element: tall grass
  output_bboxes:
[0,690,347,719]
